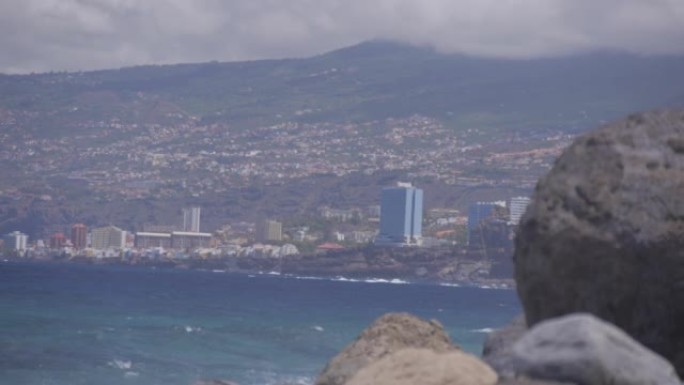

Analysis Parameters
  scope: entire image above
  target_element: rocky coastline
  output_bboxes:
[3,253,516,290]
[4,243,516,288]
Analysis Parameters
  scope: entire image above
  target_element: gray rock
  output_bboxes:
[192,380,239,385]
[514,108,684,373]
[315,312,457,385]
[483,314,527,377]
[346,348,497,385]
[497,378,575,385]
[511,313,680,385]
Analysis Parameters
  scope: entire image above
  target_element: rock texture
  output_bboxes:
[482,314,527,377]
[496,379,575,385]
[346,348,497,385]
[192,380,240,385]
[315,312,456,385]
[514,108,684,373]
[510,313,680,385]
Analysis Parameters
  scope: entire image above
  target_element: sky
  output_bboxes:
[2,0,684,74]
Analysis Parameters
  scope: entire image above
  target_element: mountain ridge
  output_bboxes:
[2,41,684,137]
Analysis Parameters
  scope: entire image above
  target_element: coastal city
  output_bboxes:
[0,110,569,283]
[2,176,531,283]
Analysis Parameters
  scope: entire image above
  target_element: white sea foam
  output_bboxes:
[327,276,410,284]
[331,276,361,282]
[474,283,513,290]
[184,325,202,333]
[123,371,139,378]
[312,325,324,332]
[108,359,132,370]
[211,269,226,273]
[439,282,461,287]
[360,277,409,284]
[291,275,326,281]
[256,374,314,385]
[471,327,495,333]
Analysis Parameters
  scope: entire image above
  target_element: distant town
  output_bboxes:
[0,108,574,284]
[2,177,531,284]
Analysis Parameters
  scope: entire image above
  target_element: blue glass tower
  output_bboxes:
[467,201,506,245]
[376,183,423,246]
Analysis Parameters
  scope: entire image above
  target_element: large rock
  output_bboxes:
[482,314,527,377]
[497,379,575,385]
[510,313,680,385]
[315,312,456,385]
[346,348,497,385]
[514,108,684,372]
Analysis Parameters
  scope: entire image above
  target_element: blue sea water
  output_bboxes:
[0,261,521,385]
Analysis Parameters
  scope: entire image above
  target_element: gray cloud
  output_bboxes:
[1,0,683,73]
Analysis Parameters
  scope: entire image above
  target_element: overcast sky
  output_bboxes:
[2,0,684,74]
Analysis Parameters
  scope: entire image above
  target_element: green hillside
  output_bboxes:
[2,41,683,136]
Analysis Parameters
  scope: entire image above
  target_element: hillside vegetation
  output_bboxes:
[2,41,684,137]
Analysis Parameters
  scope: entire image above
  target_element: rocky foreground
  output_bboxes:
[196,108,684,385]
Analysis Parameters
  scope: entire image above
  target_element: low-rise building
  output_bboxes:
[135,232,172,249]
[171,231,212,249]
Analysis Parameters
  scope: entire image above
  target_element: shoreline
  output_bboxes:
[1,255,516,290]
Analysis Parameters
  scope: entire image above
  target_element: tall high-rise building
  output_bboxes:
[468,201,506,230]
[467,201,507,245]
[257,220,283,242]
[182,207,201,233]
[509,196,531,225]
[376,182,423,246]
[70,224,88,249]
[3,231,28,251]
[49,233,67,249]
[91,226,126,250]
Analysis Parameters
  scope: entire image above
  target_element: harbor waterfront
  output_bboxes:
[0,261,520,385]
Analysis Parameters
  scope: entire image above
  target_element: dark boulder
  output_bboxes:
[514,108,684,373]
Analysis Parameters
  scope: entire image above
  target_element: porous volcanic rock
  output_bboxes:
[496,379,575,385]
[315,312,456,385]
[511,313,680,385]
[514,109,684,372]
[345,348,497,385]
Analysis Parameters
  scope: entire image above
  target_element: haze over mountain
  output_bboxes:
[3,1,683,74]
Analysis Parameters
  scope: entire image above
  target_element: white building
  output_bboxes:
[91,226,126,249]
[509,196,532,225]
[135,232,172,249]
[4,231,28,251]
[171,231,212,249]
[257,220,282,242]
[182,206,201,233]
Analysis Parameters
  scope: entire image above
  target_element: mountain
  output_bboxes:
[2,41,684,238]
[2,40,684,137]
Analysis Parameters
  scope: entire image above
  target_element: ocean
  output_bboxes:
[0,261,520,385]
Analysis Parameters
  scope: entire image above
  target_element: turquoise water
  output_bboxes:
[0,261,520,385]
